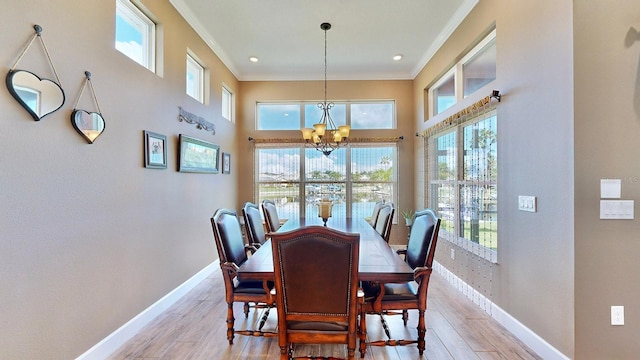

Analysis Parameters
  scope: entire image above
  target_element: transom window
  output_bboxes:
[257,101,395,130]
[256,144,397,221]
[222,84,234,122]
[115,0,156,72]
[428,29,496,117]
[186,53,205,103]
[428,110,497,262]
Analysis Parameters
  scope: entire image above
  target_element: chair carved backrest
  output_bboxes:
[271,226,360,359]
[261,199,281,233]
[406,208,441,270]
[242,202,267,248]
[374,203,394,243]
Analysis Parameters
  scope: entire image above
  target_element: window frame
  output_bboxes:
[186,52,205,103]
[115,0,156,72]
[222,84,234,122]
[256,100,396,131]
[428,29,496,118]
[255,143,398,221]
[428,110,497,263]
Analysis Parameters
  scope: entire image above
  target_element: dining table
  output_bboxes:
[237,216,414,283]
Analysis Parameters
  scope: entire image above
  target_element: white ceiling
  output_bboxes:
[169,0,478,81]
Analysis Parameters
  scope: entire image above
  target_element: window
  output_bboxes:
[256,144,397,221]
[186,53,204,103]
[462,36,497,97]
[257,101,395,130]
[222,84,234,122]
[428,110,497,262]
[258,104,301,130]
[428,29,496,117]
[115,0,155,71]
[432,70,456,115]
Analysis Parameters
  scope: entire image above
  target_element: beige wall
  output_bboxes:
[0,1,238,358]
[574,1,640,358]
[237,80,415,244]
[414,0,575,357]
[6,0,640,359]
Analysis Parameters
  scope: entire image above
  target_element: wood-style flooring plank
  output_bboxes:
[107,271,542,360]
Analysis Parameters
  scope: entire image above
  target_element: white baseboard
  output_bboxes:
[433,261,570,360]
[76,261,218,360]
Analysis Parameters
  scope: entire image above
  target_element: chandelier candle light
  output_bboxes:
[301,22,350,156]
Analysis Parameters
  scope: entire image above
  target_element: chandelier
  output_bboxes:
[301,22,350,156]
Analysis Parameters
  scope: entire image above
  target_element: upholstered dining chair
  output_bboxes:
[360,208,441,357]
[242,202,268,249]
[270,226,362,360]
[367,200,384,226]
[211,208,276,344]
[261,199,281,233]
[373,203,395,243]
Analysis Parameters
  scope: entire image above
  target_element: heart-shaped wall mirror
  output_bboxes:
[6,69,65,121]
[70,71,106,144]
[71,110,105,144]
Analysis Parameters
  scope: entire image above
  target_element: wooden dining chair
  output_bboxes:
[242,202,268,249]
[360,208,441,357]
[261,199,281,233]
[373,203,394,243]
[211,208,276,344]
[270,226,362,360]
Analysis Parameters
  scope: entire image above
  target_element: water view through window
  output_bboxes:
[257,145,396,220]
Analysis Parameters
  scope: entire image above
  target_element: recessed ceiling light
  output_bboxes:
[393,54,403,61]
[249,56,259,62]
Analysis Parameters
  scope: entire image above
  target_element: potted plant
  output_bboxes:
[401,209,414,226]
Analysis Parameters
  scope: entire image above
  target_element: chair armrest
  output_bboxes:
[413,266,432,281]
[245,244,259,254]
[357,288,365,304]
[221,261,239,272]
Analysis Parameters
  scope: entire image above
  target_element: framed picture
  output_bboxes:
[143,131,167,169]
[178,134,219,173]
[222,152,231,174]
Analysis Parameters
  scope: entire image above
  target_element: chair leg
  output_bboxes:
[244,302,250,318]
[417,309,426,355]
[226,302,235,344]
[359,312,367,358]
[257,306,271,331]
[379,313,392,341]
[402,309,409,326]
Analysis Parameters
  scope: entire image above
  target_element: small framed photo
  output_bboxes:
[178,134,220,173]
[144,131,167,169]
[222,152,231,174]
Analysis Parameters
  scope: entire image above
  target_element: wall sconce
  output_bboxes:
[491,90,501,102]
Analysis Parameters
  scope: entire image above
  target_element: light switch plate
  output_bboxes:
[518,196,537,212]
[600,200,634,219]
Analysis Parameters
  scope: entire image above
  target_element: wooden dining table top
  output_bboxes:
[237,216,414,283]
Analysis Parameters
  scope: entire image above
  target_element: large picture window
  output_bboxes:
[256,144,397,221]
[428,110,497,262]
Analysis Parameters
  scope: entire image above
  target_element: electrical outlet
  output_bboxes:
[611,306,624,325]
[450,248,455,260]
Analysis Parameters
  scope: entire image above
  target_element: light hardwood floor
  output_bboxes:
[108,270,541,360]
